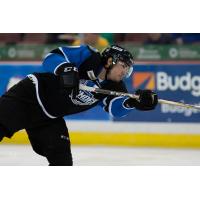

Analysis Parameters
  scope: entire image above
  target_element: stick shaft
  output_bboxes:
[80,84,200,110]
[158,99,200,110]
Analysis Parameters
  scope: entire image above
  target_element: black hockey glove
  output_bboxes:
[57,63,79,98]
[124,89,158,111]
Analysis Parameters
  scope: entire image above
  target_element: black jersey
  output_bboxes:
[0,45,135,132]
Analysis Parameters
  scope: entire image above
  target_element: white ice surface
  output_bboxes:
[1,144,200,166]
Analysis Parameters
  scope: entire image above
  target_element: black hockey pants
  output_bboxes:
[0,96,73,166]
[26,118,73,166]
[0,118,73,166]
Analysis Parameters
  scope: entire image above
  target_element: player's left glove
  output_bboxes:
[124,89,158,111]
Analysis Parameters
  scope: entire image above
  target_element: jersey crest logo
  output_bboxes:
[69,80,98,105]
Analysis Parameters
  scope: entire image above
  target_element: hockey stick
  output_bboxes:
[79,84,200,111]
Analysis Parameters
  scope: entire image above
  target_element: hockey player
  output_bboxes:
[0,44,158,165]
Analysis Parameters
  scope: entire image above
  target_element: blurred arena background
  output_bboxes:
[1,33,200,165]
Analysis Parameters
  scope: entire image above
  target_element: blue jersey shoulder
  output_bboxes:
[42,45,99,74]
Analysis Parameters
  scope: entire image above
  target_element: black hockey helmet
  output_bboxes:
[101,45,134,78]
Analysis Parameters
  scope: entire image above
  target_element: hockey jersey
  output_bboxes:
[27,45,134,119]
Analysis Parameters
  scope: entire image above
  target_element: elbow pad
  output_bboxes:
[57,63,79,97]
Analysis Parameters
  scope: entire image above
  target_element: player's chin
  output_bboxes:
[114,78,122,82]
[110,76,120,82]
[117,75,124,82]
[109,76,123,82]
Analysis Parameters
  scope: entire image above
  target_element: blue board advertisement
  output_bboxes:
[119,64,200,123]
[0,63,200,122]
[0,64,44,95]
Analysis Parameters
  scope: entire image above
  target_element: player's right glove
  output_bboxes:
[56,63,79,98]
[124,89,158,111]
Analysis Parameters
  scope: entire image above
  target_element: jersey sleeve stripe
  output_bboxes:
[59,47,70,62]
[27,74,57,119]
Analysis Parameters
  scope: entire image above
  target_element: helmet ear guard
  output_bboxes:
[105,57,113,68]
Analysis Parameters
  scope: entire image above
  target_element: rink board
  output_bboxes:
[1,62,200,123]
[2,130,200,148]
[2,121,200,148]
[1,62,200,147]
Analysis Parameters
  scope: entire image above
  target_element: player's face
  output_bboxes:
[107,61,131,82]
